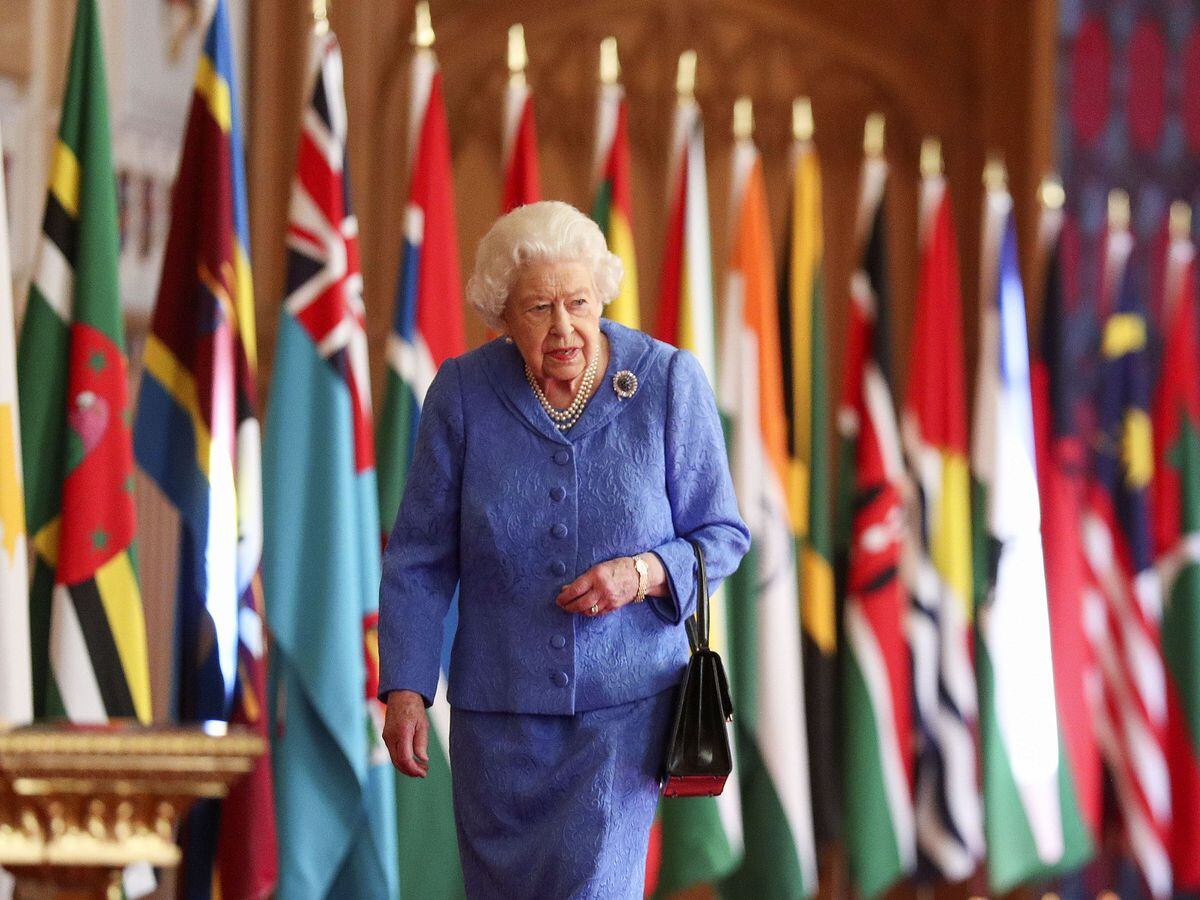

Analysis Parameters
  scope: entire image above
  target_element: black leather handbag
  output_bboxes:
[661,540,734,797]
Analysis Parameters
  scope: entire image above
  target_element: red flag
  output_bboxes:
[1150,213,1200,890]
[1031,208,1103,840]
[501,76,540,212]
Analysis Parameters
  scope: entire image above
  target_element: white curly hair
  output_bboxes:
[466,201,624,330]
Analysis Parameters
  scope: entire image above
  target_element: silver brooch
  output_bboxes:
[613,370,638,399]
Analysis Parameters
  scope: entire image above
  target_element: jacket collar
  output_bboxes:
[479,319,653,445]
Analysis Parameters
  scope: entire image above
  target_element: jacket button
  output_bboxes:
[550,671,569,687]
[553,450,570,465]
[549,486,566,502]
[551,560,566,576]
[550,635,567,649]
[551,523,569,539]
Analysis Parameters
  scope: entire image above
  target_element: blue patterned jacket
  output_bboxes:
[378,320,750,715]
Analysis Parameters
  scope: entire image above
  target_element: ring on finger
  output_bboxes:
[589,604,599,615]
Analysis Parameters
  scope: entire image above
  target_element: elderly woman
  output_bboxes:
[379,200,749,898]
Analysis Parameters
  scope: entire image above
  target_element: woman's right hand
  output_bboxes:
[383,689,431,778]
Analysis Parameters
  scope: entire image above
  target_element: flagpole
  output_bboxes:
[733,96,753,140]
[508,23,527,88]
[600,35,620,85]
[676,49,696,98]
[793,97,813,144]
[919,137,942,179]
[864,111,885,158]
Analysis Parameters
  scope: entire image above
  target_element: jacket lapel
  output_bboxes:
[566,320,653,443]
[477,321,653,445]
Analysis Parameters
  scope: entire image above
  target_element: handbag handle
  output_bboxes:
[688,540,710,652]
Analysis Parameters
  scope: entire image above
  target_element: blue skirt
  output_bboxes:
[449,688,675,899]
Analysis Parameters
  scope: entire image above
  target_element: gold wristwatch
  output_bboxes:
[632,555,649,603]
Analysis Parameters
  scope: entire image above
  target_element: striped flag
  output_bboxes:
[718,100,817,899]
[1150,204,1200,891]
[376,8,466,897]
[501,24,539,213]
[1031,198,1103,848]
[650,64,742,897]
[1083,236,1172,899]
[132,1,277,895]
[17,0,151,727]
[901,148,982,880]
[974,178,1092,893]
[778,101,839,847]
[0,121,31,731]
[591,37,639,328]
[262,23,397,897]
[836,138,914,899]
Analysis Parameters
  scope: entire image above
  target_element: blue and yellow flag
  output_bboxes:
[133,1,277,896]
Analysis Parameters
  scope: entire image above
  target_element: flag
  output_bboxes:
[718,109,817,899]
[836,148,914,899]
[132,1,277,895]
[1082,245,1172,899]
[501,36,539,213]
[0,121,31,731]
[376,19,466,898]
[776,114,839,849]
[262,24,398,898]
[17,0,151,727]
[1150,213,1200,891]
[901,158,983,880]
[973,183,1092,893]
[591,42,639,328]
[1031,203,1103,847]
[650,83,742,897]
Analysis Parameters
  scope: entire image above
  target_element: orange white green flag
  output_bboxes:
[591,36,639,328]
[649,52,742,897]
[0,120,31,731]
[718,97,817,899]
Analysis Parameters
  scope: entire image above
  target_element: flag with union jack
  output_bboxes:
[132,1,276,895]
[261,23,398,899]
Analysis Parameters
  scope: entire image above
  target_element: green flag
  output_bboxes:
[17,0,151,726]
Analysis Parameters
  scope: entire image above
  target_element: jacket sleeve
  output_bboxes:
[378,358,464,706]
[647,349,751,624]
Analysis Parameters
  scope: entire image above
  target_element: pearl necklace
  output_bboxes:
[525,353,600,431]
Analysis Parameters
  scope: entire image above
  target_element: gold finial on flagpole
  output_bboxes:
[600,37,620,85]
[863,113,885,157]
[1170,200,1192,241]
[1107,188,1130,232]
[313,0,329,34]
[412,1,435,48]
[983,155,1007,191]
[508,24,528,87]
[793,98,814,143]
[676,50,697,99]
[1040,175,1065,210]
[733,96,754,140]
[919,137,942,179]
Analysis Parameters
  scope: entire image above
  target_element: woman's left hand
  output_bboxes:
[556,556,657,616]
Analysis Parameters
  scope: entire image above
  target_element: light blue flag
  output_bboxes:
[263,30,397,898]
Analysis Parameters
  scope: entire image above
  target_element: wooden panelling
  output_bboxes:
[248,0,1054,420]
